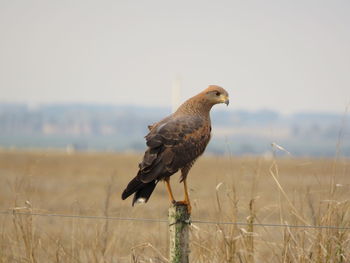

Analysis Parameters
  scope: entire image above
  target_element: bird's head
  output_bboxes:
[204,85,229,106]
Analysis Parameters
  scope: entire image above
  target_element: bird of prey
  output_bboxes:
[121,85,229,213]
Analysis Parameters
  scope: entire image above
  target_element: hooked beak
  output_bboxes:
[220,95,229,106]
[224,98,229,106]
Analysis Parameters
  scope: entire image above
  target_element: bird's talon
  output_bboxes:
[174,201,187,205]
[174,201,192,214]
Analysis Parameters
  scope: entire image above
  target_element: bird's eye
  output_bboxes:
[215,91,220,96]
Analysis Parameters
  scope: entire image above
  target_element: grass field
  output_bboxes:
[0,150,349,262]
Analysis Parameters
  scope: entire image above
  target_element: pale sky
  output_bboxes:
[0,0,350,114]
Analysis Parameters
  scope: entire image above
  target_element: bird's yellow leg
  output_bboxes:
[165,178,176,204]
[176,178,192,214]
[184,179,192,214]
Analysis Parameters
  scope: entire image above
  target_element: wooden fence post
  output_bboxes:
[168,203,190,263]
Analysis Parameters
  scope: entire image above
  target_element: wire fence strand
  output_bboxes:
[1,210,349,230]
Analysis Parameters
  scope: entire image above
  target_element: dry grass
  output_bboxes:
[0,149,349,262]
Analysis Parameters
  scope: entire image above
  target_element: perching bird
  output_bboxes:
[121,85,229,213]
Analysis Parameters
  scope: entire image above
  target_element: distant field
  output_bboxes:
[0,150,349,262]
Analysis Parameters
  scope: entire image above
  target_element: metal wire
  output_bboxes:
[191,219,350,230]
[1,210,350,230]
[0,210,167,223]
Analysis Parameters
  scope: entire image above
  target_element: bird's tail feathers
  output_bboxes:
[132,180,157,206]
[121,173,158,206]
[121,176,142,200]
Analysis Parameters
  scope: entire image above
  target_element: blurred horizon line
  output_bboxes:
[0,100,347,116]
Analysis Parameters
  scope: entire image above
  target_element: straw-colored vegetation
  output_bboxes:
[0,150,349,262]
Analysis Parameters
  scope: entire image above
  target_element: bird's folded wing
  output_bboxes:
[137,116,210,183]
